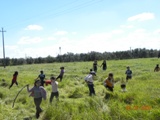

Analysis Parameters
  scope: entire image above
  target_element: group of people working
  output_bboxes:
[84,66,132,96]
[8,67,64,119]
[8,61,159,119]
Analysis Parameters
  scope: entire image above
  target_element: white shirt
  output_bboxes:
[85,74,93,83]
[51,81,58,92]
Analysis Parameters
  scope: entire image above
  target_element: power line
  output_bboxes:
[5,0,103,30]
[0,27,6,68]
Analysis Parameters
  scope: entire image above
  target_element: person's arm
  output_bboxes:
[103,80,107,86]
[27,85,34,92]
[35,75,39,80]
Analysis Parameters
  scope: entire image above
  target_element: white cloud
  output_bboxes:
[111,29,124,34]
[120,25,134,29]
[153,29,160,34]
[54,31,68,35]
[47,37,56,41]
[25,25,43,30]
[71,32,77,35]
[127,12,155,22]
[18,36,42,45]
[5,28,160,58]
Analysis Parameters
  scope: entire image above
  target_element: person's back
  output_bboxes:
[84,71,96,96]
[85,74,93,84]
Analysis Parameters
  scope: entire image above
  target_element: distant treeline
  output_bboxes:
[0,48,160,66]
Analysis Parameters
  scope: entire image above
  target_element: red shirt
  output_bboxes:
[12,75,17,82]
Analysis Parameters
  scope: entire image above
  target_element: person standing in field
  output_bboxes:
[100,60,107,71]
[125,66,132,82]
[103,73,114,92]
[9,71,18,89]
[27,80,46,119]
[56,67,65,82]
[93,60,98,72]
[84,71,96,96]
[36,70,45,86]
[154,64,160,72]
[50,76,59,103]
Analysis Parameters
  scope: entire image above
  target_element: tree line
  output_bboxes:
[0,48,160,66]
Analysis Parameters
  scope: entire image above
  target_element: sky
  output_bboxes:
[0,0,160,58]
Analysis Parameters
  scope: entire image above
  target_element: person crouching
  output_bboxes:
[104,73,114,92]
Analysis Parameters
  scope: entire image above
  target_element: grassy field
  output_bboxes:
[0,58,160,120]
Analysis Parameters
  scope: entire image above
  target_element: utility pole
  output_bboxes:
[59,47,61,55]
[0,28,6,68]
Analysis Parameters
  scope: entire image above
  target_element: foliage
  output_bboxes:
[0,48,160,66]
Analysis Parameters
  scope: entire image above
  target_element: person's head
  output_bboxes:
[108,73,113,79]
[60,67,64,69]
[34,80,41,86]
[103,60,106,63]
[50,76,56,82]
[40,70,43,74]
[90,69,93,72]
[90,71,96,76]
[127,66,130,70]
[14,71,18,76]
[156,64,159,67]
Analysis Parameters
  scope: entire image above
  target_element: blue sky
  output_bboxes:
[0,0,160,58]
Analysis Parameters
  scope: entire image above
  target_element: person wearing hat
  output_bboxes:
[36,70,45,86]
[104,73,114,92]
[56,67,65,82]
[84,71,96,96]
[125,66,132,82]
[27,80,47,119]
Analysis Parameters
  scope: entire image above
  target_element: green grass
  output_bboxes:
[0,58,160,120]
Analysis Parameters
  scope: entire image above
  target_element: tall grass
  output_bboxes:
[0,58,160,119]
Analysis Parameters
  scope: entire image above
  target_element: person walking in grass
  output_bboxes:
[56,67,65,82]
[154,64,160,72]
[93,60,98,72]
[36,70,45,86]
[125,66,132,82]
[100,60,107,71]
[9,71,18,89]
[27,80,46,119]
[50,76,59,103]
[104,73,114,92]
[84,71,96,96]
